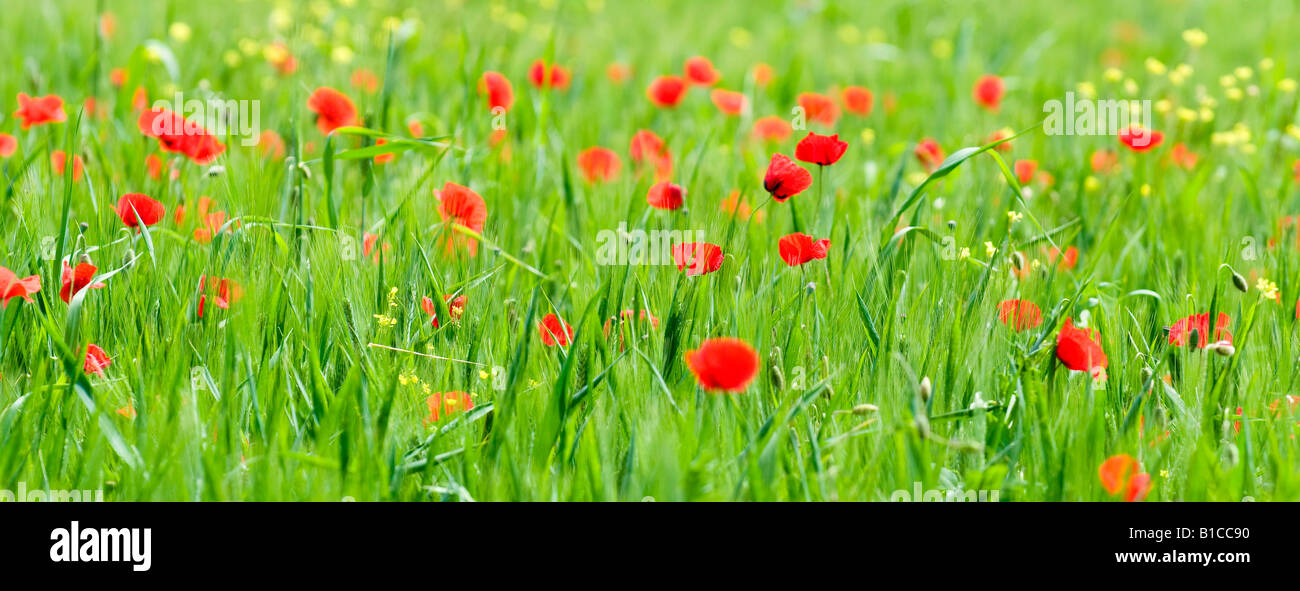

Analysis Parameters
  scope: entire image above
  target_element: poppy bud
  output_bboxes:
[78,253,93,265]
[1141,367,1154,382]
[206,165,225,177]
[1208,341,1235,356]
[947,220,956,230]
[1231,271,1249,293]
[79,222,89,233]
[913,413,930,436]
[123,249,136,269]
[1010,251,1025,271]
[769,363,785,393]
[919,376,932,402]
[851,403,878,415]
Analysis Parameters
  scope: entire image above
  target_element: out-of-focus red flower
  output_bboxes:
[576,147,621,183]
[351,68,380,94]
[264,42,297,75]
[684,337,759,392]
[109,68,127,88]
[407,119,424,138]
[986,128,1014,152]
[99,12,117,39]
[1168,312,1232,348]
[672,242,724,276]
[258,130,286,160]
[373,138,396,164]
[306,87,358,135]
[138,108,226,164]
[478,71,514,112]
[1118,126,1164,151]
[997,299,1043,331]
[629,129,673,180]
[647,75,688,108]
[51,151,85,181]
[1099,454,1150,501]
[842,86,873,116]
[0,266,41,307]
[194,210,239,244]
[751,63,774,87]
[362,233,391,264]
[0,133,15,158]
[1090,149,1119,174]
[1169,142,1197,169]
[720,190,765,224]
[710,89,747,116]
[528,59,571,90]
[606,62,632,84]
[436,182,488,256]
[13,93,66,130]
[915,138,945,172]
[1046,245,1078,270]
[538,313,574,347]
[646,181,684,210]
[60,261,104,304]
[84,343,112,376]
[1056,318,1108,377]
[763,153,812,202]
[196,275,242,318]
[425,391,474,424]
[794,132,848,166]
[1014,159,1038,185]
[421,294,467,328]
[778,232,830,266]
[116,193,165,229]
[131,86,148,112]
[753,116,793,143]
[683,56,720,86]
[972,75,1005,111]
[797,92,838,126]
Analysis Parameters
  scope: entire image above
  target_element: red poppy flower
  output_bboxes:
[116,193,165,228]
[0,133,16,158]
[672,242,724,276]
[986,128,1014,152]
[763,153,813,202]
[684,337,759,392]
[778,233,830,266]
[915,138,945,172]
[362,233,391,263]
[84,343,111,376]
[528,59,571,90]
[710,89,747,116]
[972,75,1005,111]
[51,151,85,181]
[683,56,720,86]
[646,181,684,210]
[0,266,41,307]
[1293,160,1300,184]
[797,92,839,126]
[1169,142,1197,169]
[1014,159,1038,185]
[1045,245,1078,270]
[1168,312,1232,348]
[842,86,873,116]
[60,261,105,304]
[576,147,621,183]
[1056,318,1108,376]
[751,63,774,86]
[647,75,688,108]
[306,87,358,134]
[425,391,474,425]
[538,313,575,347]
[794,132,848,166]
[350,68,379,94]
[137,108,226,164]
[193,211,231,244]
[109,68,127,88]
[421,294,467,328]
[196,275,241,318]
[436,182,488,256]
[753,116,793,143]
[1099,454,1150,501]
[629,129,673,180]
[1118,126,1164,151]
[1092,149,1123,174]
[13,93,66,130]
[997,299,1043,331]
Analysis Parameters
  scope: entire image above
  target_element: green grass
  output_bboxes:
[1,0,1298,501]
